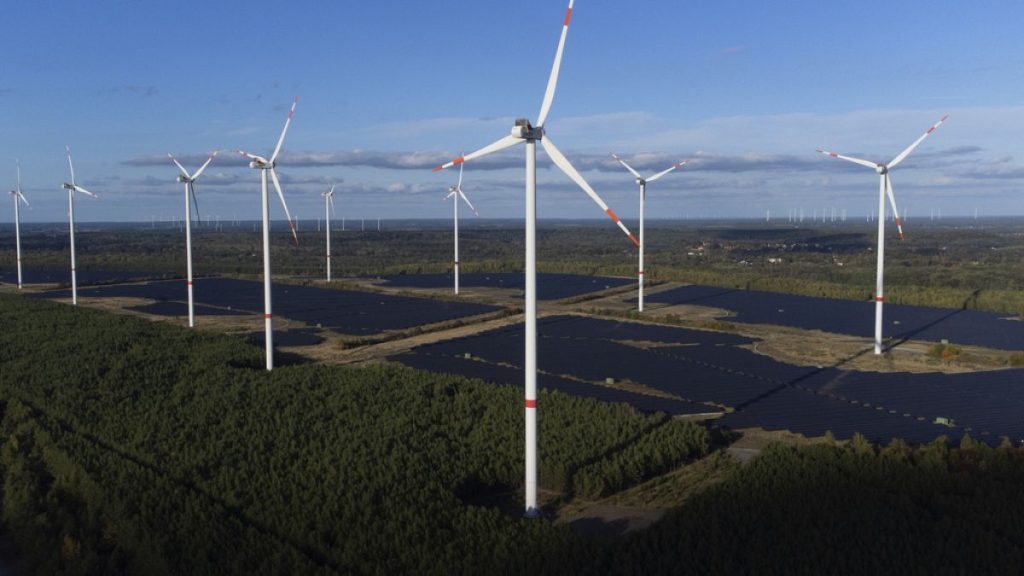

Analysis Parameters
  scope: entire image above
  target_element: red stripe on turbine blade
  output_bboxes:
[605,208,620,223]
[525,399,537,408]
[564,7,572,26]
[453,157,465,166]
[432,165,444,172]
[628,234,639,247]
[927,127,935,134]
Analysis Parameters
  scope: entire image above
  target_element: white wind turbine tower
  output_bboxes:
[62,146,98,306]
[817,115,947,354]
[169,151,218,328]
[445,160,478,295]
[9,161,30,289]
[611,154,687,312]
[238,97,300,371]
[322,185,335,282]
[434,0,637,517]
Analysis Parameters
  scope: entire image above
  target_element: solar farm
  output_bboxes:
[13,264,1024,447]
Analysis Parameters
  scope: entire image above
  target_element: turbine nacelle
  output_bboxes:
[62,183,74,190]
[177,175,191,183]
[250,160,273,170]
[875,164,888,175]
[511,118,543,140]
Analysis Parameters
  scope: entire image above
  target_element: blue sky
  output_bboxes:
[3,0,1023,223]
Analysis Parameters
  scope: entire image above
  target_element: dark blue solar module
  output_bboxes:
[0,268,175,286]
[393,351,717,416]
[36,277,500,336]
[802,368,1024,442]
[719,386,955,445]
[647,285,1024,351]
[129,301,248,317]
[377,272,632,300]
[393,315,1024,445]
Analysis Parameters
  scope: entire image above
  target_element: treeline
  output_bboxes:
[4,223,1024,315]
[597,435,1024,575]
[0,294,707,574]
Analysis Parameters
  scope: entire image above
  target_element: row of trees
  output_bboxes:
[3,222,1022,313]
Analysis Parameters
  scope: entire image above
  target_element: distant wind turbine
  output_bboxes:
[445,160,479,295]
[9,161,30,289]
[238,98,300,371]
[169,150,217,328]
[611,154,687,312]
[817,115,947,354]
[62,146,98,306]
[322,185,335,281]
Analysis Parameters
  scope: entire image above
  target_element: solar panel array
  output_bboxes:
[646,284,1024,351]
[378,272,633,300]
[393,315,1024,445]
[36,277,500,336]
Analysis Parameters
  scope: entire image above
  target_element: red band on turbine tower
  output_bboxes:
[875,296,884,303]
[525,399,537,409]
[187,281,193,286]
[264,313,273,319]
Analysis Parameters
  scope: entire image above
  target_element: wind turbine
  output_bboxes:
[9,161,30,289]
[611,154,687,312]
[238,97,300,371]
[433,0,637,517]
[169,151,218,328]
[322,185,335,282]
[445,160,478,295]
[62,146,97,306]
[817,115,947,354]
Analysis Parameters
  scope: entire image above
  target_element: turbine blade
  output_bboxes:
[270,97,298,165]
[536,0,575,127]
[458,189,479,216]
[445,190,457,200]
[66,145,76,185]
[646,160,689,183]
[542,136,638,246]
[269,168,299,246]
[168,154,191,179]
[189,181,201,222]
[238,150,268,164]
[457,159,464,190]
[816,149,878,170]
[885,174,904,240]
[611,153,642,179]
[17,191,30,207]
[191,150,218,180]
[432,134,522,171]
[16,159,21,193]
[887,115,948,169]
[328,193,335,217]
[73,185,97,198]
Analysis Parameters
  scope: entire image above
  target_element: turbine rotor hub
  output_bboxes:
[512,118,544,140]
[876,164,888,175]
[62,183,74,190]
